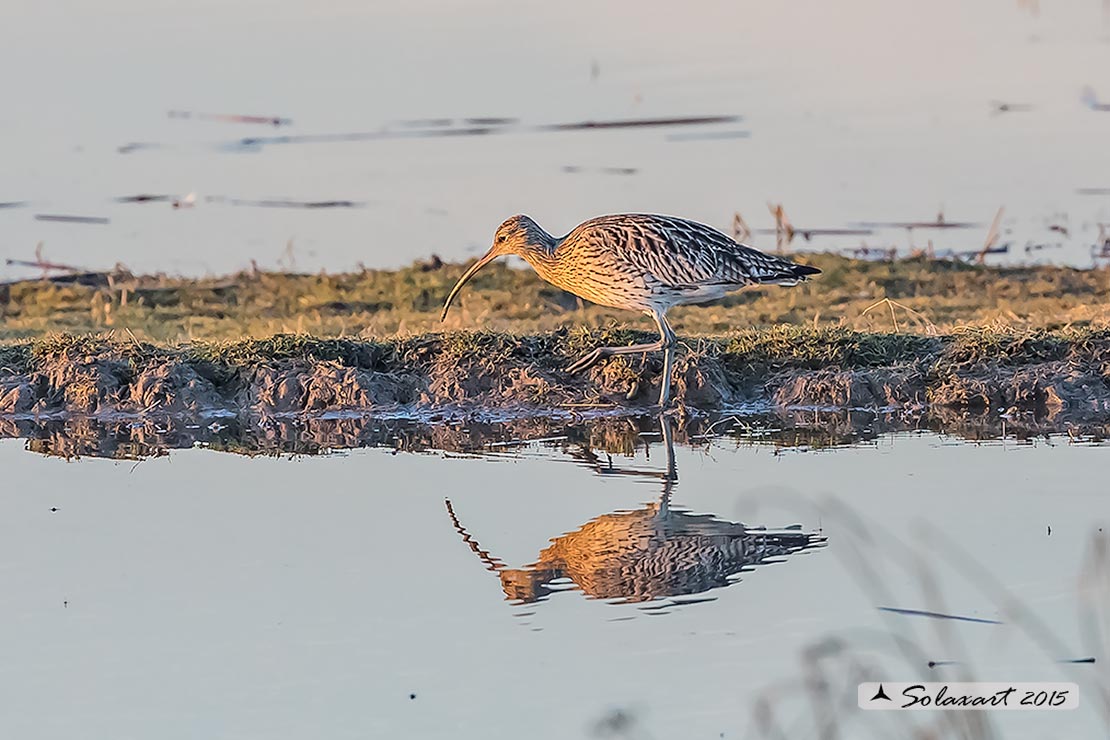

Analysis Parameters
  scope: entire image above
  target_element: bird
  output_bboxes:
[444,415,824,605]
[446,491,820,604]
[440,213,821,406]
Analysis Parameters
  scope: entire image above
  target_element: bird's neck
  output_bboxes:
[519,237,559,278]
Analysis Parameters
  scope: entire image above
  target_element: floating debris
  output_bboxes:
[931,243,1010,262]
[756,203,873,249]
[4,243,81,275]
[835,209,1008,264]
[463,117,518,126]
[34,214,110,225]
[929,657,1095,668]
[389,115,518,128]
[1092,225,1110,259]
[169,109,293,126]
[217,126,497,150]
[797,228,873,239]
[172,193,196,209]
[297,200,362,209]
[115,194,173,203]
[1,244,120,287]
[5,257,84,273]
[220,115,742,151]
[853,216,982,229]
[754,226,873,240]
[394,118,454,128]
[1077,187,1110,195]
[990,101,1034,114]
[123,114,743,154]
[1024,241,1064,254]
[542,114,740,131]
[0,201,28,209]
[561,166,638,176]
[841,245,898,262]
[878,606,1002,624]
[117,142,161,154]
[205,195,365,209]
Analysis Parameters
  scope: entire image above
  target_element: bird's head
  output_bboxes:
[441,214,552,321]
[498,566,558,603]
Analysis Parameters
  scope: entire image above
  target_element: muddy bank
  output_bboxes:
[2,328,1110,419]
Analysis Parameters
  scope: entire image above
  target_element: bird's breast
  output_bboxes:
[531,253,656,312]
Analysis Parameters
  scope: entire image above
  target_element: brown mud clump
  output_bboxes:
[773,368,926,409]
[1,327,1110,418]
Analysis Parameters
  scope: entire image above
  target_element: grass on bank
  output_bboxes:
[3,325,1109,383]
[2,252,1110,343]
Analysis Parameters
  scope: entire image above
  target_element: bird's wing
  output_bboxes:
[572,214,815,287]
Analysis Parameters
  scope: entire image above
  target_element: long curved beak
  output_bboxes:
[440,248,499,321]
[444,498,506,573]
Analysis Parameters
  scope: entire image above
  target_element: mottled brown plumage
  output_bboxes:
[441,214,820,405]
[484,503,821,605]
[445,416,824,606]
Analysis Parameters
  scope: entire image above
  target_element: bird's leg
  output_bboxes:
[654,311,677,407]
[566,310,679,404]
[658,344,675,407]
[566,340,666,374]
[657,412,677,517]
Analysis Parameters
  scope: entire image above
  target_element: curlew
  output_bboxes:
[445,416,824,606]
[441,213,821,405]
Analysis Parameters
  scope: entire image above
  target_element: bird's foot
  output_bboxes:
[566,347,612,374]
[660,402,684,417]
[647,398,677,412]
[567,342,665,374]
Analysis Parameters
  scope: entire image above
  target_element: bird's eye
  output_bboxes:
[497,235,507,243]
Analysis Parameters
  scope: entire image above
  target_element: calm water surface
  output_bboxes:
[3,0,1110,276]
[1,417,1107,738]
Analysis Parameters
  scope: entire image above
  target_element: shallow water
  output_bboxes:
[3,0,1110,278]
[1,414,1107,739]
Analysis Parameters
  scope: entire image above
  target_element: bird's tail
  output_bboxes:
[789,263,822,278]
[747,527,827,558]
[761,260,821,286]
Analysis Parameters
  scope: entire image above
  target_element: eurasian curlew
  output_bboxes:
[441,213,821,405]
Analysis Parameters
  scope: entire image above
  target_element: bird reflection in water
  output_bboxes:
[445,415,825,607]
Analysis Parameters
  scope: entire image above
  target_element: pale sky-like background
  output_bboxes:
[2,0,1110,276]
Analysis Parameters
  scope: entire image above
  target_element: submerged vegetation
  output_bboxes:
[2,253,1109,342]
